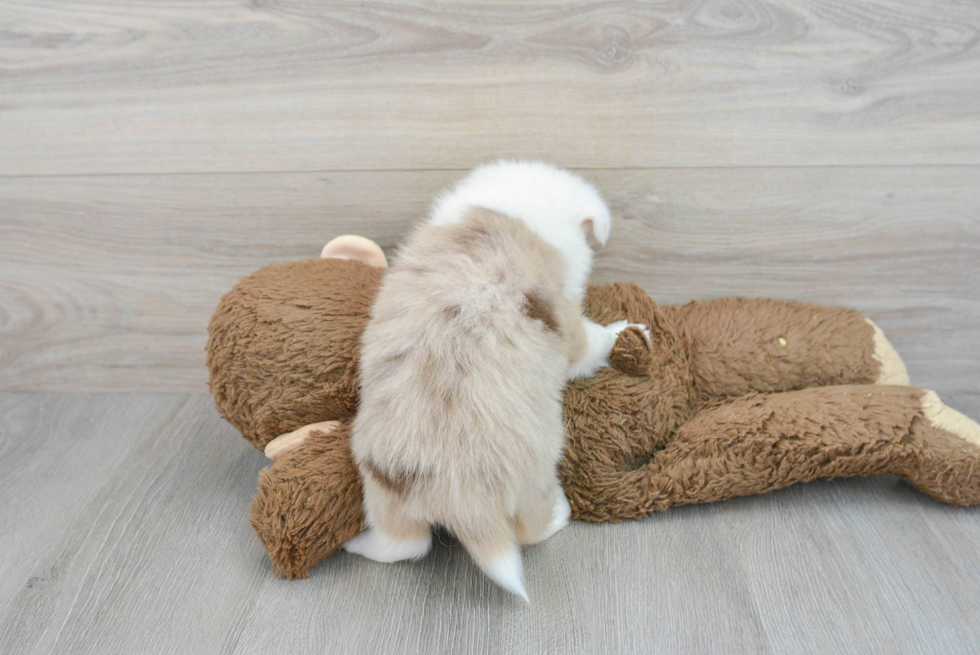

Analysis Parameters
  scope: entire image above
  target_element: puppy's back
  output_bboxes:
[354,208,572,511]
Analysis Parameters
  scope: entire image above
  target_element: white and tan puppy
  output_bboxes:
[344,161,641,600]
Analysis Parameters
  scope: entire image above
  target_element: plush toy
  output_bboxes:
[207,236,980,580]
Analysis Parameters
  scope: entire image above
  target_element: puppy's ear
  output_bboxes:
[580,213,611,246]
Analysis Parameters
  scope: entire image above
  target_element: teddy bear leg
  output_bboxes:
[249,421,365,579]
[342,477,431,563]
[513,477,572,546]
[899,391,980,506]
[663,298,908,398]
[580,384,938,521]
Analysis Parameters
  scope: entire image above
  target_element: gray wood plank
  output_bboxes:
[2,0,980,175]
[0,394,269,655]
[2,0,978,651]
[1,393,978,654]
[0,394,186,607]
[2,167,978,393]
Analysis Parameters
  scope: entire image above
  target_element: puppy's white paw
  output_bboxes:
[343,528,431,563]
[606,319,630,333]
[568,319,650,379]
[538,492,572,543]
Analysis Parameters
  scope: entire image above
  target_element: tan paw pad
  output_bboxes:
[921,391,980,448]
[265,420,341,460]
[866,319,910,386]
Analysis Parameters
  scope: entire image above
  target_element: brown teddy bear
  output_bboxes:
[207,236,980,580]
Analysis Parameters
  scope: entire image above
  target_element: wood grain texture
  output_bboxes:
[3,0,978,651]
[2,0,980,175]
[0,394,269,654]
[2,167,978,393]
[1,393,978,654]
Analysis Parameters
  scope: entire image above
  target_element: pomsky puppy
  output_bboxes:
[344,161,644,600]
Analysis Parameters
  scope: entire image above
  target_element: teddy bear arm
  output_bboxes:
[660,298,908,400]
[582,281,671,334]
[564,384,980,522]
[250,421,365,579]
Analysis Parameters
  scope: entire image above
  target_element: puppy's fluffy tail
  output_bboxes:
[454,514,528,602]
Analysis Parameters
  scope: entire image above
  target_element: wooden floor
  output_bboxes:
[3,393,980,654]
[2,0,979,653]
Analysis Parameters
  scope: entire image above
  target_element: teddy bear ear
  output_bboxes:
[320,235,388,269]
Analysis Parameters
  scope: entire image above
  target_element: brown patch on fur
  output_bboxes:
[382,351,408,366]
[376,351,408,379]
[444,391,456,409]
[562,295,589,365]
[451,222,493,250]
[362,457,417,496]
[416,353,441,398]
[522,291,559,333]
[443,305,461,320]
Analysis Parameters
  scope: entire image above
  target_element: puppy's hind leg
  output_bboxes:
[514,475,571,547]
[343,475,431,563]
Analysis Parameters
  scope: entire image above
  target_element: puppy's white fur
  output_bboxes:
[433,161,626,381]
[345,162,640,601]
[429,160,611,301]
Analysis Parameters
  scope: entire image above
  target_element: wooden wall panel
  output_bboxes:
[2,0,979,174]
[2,167,977,392]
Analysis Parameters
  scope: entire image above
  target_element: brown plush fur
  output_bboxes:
[249,423,364,578]
[207,259,980,580]
[208,258,382,450]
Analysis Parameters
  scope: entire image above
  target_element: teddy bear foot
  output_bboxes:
[866,319,910,386]
[264,421,340,460]
[920,391,980,448]
[903,391,980,507]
